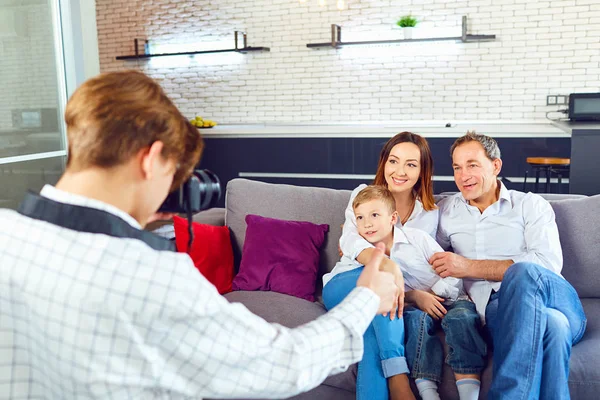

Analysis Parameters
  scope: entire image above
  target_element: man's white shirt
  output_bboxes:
[0,185,380,399]
[437,182,563,321]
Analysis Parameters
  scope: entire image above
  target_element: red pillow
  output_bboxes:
[173,216,234,294]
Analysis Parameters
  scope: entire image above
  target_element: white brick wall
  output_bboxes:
[96,0,600,123]
[0,4,59,129]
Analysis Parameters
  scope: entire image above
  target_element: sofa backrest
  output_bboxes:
[549,195,600,298]
[225,179,351,297]
[225,178,599,299]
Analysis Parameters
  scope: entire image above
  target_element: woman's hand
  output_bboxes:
[411,290,447,320]
[378,258,405,320]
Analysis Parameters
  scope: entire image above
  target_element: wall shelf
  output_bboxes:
[306,16,495,49]
[116,31,270,61]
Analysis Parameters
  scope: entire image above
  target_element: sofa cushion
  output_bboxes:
[173,216,234,294]
[224,290,357,393]
[549,195,600,298]
[232,214,328,301]
[225,179,352,298]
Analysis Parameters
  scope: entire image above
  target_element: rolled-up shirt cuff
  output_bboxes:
[430,279,459,301]
[382,356,409,378]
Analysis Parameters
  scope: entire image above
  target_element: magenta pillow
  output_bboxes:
[232,214,329,302]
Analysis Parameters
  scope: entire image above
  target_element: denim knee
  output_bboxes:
[322,268,362,310]
[545,308,572,345]
[503,262,544,290]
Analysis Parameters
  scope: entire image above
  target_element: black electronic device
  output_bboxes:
[159,169,221,214]
[569,93,600,122]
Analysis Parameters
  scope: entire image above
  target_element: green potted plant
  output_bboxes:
[397,15,418,39]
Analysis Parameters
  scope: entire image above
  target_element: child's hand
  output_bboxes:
[414,290,447,320]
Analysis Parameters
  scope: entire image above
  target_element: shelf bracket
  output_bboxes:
[461,15,468,42]
[234,31,248,50]
[330,24,342,48]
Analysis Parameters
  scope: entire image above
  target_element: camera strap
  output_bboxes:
[17,191,176,252]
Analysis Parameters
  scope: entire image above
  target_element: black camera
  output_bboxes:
[159,169,221,214]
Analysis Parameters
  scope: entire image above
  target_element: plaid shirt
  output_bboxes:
[0,185,379,399]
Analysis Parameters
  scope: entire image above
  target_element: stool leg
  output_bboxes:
[523,170,528,192]
[545,167,551,193]
[534,168,540,193]
[557,172,562,194]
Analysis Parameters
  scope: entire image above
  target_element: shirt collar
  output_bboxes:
[406,198,424,222]
[40,185,141,229]
[498,181,512,206]
[392,225,410,245]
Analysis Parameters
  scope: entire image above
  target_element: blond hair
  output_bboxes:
[64,70,203,190]
[352,185,396,215]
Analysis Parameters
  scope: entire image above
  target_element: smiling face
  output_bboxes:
[452,141,502,204]
[383,142,421,196]
[354,199,398,244]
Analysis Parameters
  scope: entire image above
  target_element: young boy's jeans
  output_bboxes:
[322,267,408,400]
[485,262,587,400]
[404,300,487,383]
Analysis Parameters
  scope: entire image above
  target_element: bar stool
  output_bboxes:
[523,157,570,193]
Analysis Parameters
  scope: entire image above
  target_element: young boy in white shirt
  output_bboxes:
[323,185,487,400]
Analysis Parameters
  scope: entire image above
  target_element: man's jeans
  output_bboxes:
[404,300,487,382]
[322,267,408,400]
[486,262,587,400]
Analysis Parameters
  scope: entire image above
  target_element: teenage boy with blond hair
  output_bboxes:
[0,71,400,399]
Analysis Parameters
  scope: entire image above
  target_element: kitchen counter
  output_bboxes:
[199,122,569,139]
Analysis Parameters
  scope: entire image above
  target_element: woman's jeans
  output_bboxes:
[322,267,408,400]
[485,262,587,400]
[404,300,487,383]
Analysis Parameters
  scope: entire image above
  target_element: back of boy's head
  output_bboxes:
[352,185,396,215]
[64,70,203,190]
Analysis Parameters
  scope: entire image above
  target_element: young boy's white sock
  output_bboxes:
[456,378,481,400]
[415,378,440,400]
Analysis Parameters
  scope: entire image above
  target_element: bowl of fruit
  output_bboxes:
[190,116,217,129]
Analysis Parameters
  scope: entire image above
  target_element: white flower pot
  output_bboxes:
[403,27,414,39]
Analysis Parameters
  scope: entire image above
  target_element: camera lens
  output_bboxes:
[194,169,221,211]
[158,169,221,214]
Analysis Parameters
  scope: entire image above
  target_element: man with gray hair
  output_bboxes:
[431,131,586,399]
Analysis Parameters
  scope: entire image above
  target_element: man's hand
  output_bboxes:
[412,290,447,320]
[357,243,399,316]
[378,257,405,320]
[430,251,471,278]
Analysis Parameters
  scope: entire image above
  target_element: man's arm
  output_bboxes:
[510,194,562,274]
[430,250,513,282]
[149,249,394,399]
[431,194,561,281]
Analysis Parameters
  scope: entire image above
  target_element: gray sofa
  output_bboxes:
[200,178,600,400]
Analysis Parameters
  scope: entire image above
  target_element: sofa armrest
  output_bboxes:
[192,207,226,226]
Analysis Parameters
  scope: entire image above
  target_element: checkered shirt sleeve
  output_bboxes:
[0,209,379,399]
